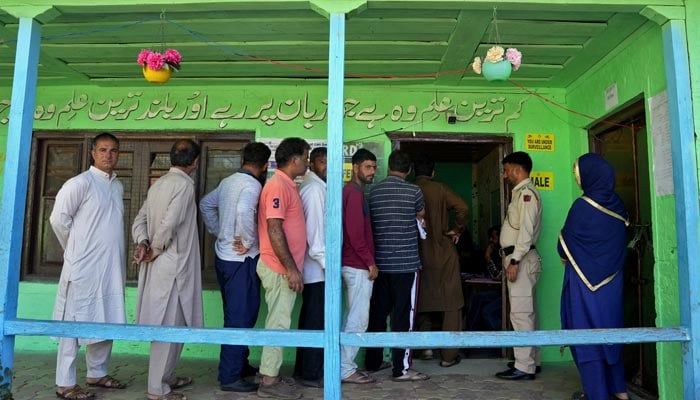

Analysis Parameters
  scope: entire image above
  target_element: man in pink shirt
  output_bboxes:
[256,137,310,399]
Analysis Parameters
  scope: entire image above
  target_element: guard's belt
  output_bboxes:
[501,245,536,257]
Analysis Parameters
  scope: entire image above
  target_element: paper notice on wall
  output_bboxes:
[257,138,384,183]
[648,91,674,196]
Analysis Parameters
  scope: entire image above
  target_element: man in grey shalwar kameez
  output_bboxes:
[132,139,204,400]
[50,133,127,400]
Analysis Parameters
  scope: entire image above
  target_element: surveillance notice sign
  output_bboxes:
[525,133,555,152]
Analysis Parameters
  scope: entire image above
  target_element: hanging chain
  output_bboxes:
[159,10,167,52]
[489,6,502,46]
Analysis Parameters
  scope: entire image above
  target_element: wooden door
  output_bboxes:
[590,102,657,396]
[25,140,86,278]
[198,140,247,283]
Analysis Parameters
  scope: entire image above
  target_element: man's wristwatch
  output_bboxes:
[510,259,520,266]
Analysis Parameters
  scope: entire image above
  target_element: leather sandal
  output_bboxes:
[86,374,126,389]
[167,376,193,389]
[55,385,95,400]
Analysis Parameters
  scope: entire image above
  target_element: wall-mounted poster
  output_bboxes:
[258,138,385,183]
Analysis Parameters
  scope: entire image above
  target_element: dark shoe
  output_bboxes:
[571,391,587,400]
[220,379,258,392]
[366,361,391,373]
[300,378,323,388]
[507,361,541,374]
[257,379,301,399]
[495,368,535,380]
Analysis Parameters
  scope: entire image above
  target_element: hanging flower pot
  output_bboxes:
[137,49,182,84]
[142,65,173,84]
[481,60,512,82]
[471,46,521,82]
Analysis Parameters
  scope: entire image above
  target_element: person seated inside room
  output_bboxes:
[464,226,503,332]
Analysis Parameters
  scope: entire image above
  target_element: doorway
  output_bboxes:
[21,132,253,285]
[388,132,512,356]
[588,100,658,397]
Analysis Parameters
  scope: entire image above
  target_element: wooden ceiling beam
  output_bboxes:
[549,13,647,87]
[435,10,491,85]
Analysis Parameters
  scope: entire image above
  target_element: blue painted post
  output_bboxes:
[324,12,345,400]
[0,17,42,393]
[661,19,700,400]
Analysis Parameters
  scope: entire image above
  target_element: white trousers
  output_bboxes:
[148,286,186,396]
[55,339,112,387]
[340,266,374,379]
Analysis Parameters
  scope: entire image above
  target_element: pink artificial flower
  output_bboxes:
[506,48,522,71]
[137,49,153,65]
[146,52,165,71]
[164,49,182,66]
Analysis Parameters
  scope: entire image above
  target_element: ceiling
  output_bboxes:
[0,2,661,88]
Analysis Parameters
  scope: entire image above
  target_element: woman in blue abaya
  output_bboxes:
[558,153,630,400]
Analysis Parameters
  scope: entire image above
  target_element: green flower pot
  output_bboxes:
[482,60,512,82]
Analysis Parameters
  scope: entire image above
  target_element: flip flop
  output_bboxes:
[55,385,95,399]
[439,356,461,368]
[86,374,126,389]
[392,369,430,382]
[342,371,376,385]
[167,376,193,389]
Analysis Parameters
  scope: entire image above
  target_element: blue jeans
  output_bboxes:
[215,255,261,384]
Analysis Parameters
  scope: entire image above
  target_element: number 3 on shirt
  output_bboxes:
[272,198,280,208]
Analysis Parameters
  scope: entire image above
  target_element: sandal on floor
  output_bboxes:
[342,371,376,384]
[167,376,193,389]
[55,385,95,400]
[439,356,461,368]
[146,391,187,400]
[86,374,126,389]
[392,369,430,382]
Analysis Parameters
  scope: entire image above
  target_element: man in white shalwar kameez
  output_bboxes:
[50,133,127,400]
[132,139,204,400]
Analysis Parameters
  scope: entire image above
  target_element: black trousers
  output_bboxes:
[294,281,325,381]
[365,271,418,377]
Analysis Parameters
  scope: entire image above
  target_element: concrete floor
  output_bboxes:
[11,350,588,399]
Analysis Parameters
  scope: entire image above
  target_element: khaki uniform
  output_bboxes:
[500,177,542,374]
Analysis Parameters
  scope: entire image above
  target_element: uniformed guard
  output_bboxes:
[495,151,543,381]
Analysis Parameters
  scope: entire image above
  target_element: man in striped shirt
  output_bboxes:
[365,149,430,382]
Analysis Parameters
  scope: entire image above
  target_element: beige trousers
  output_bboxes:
[505,249,541,374]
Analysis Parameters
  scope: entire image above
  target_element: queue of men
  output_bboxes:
[49,133,542,400]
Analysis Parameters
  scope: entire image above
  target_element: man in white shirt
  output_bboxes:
[293,147,327,388]
[50,133,127,400]
[200,142,271,393]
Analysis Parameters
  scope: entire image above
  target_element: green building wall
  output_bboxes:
[0,9,692,399]
[565,21,680,400]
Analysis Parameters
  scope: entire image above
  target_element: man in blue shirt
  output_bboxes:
[200,142,271,392]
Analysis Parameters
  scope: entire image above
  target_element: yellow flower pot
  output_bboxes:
[142,66,172,84]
